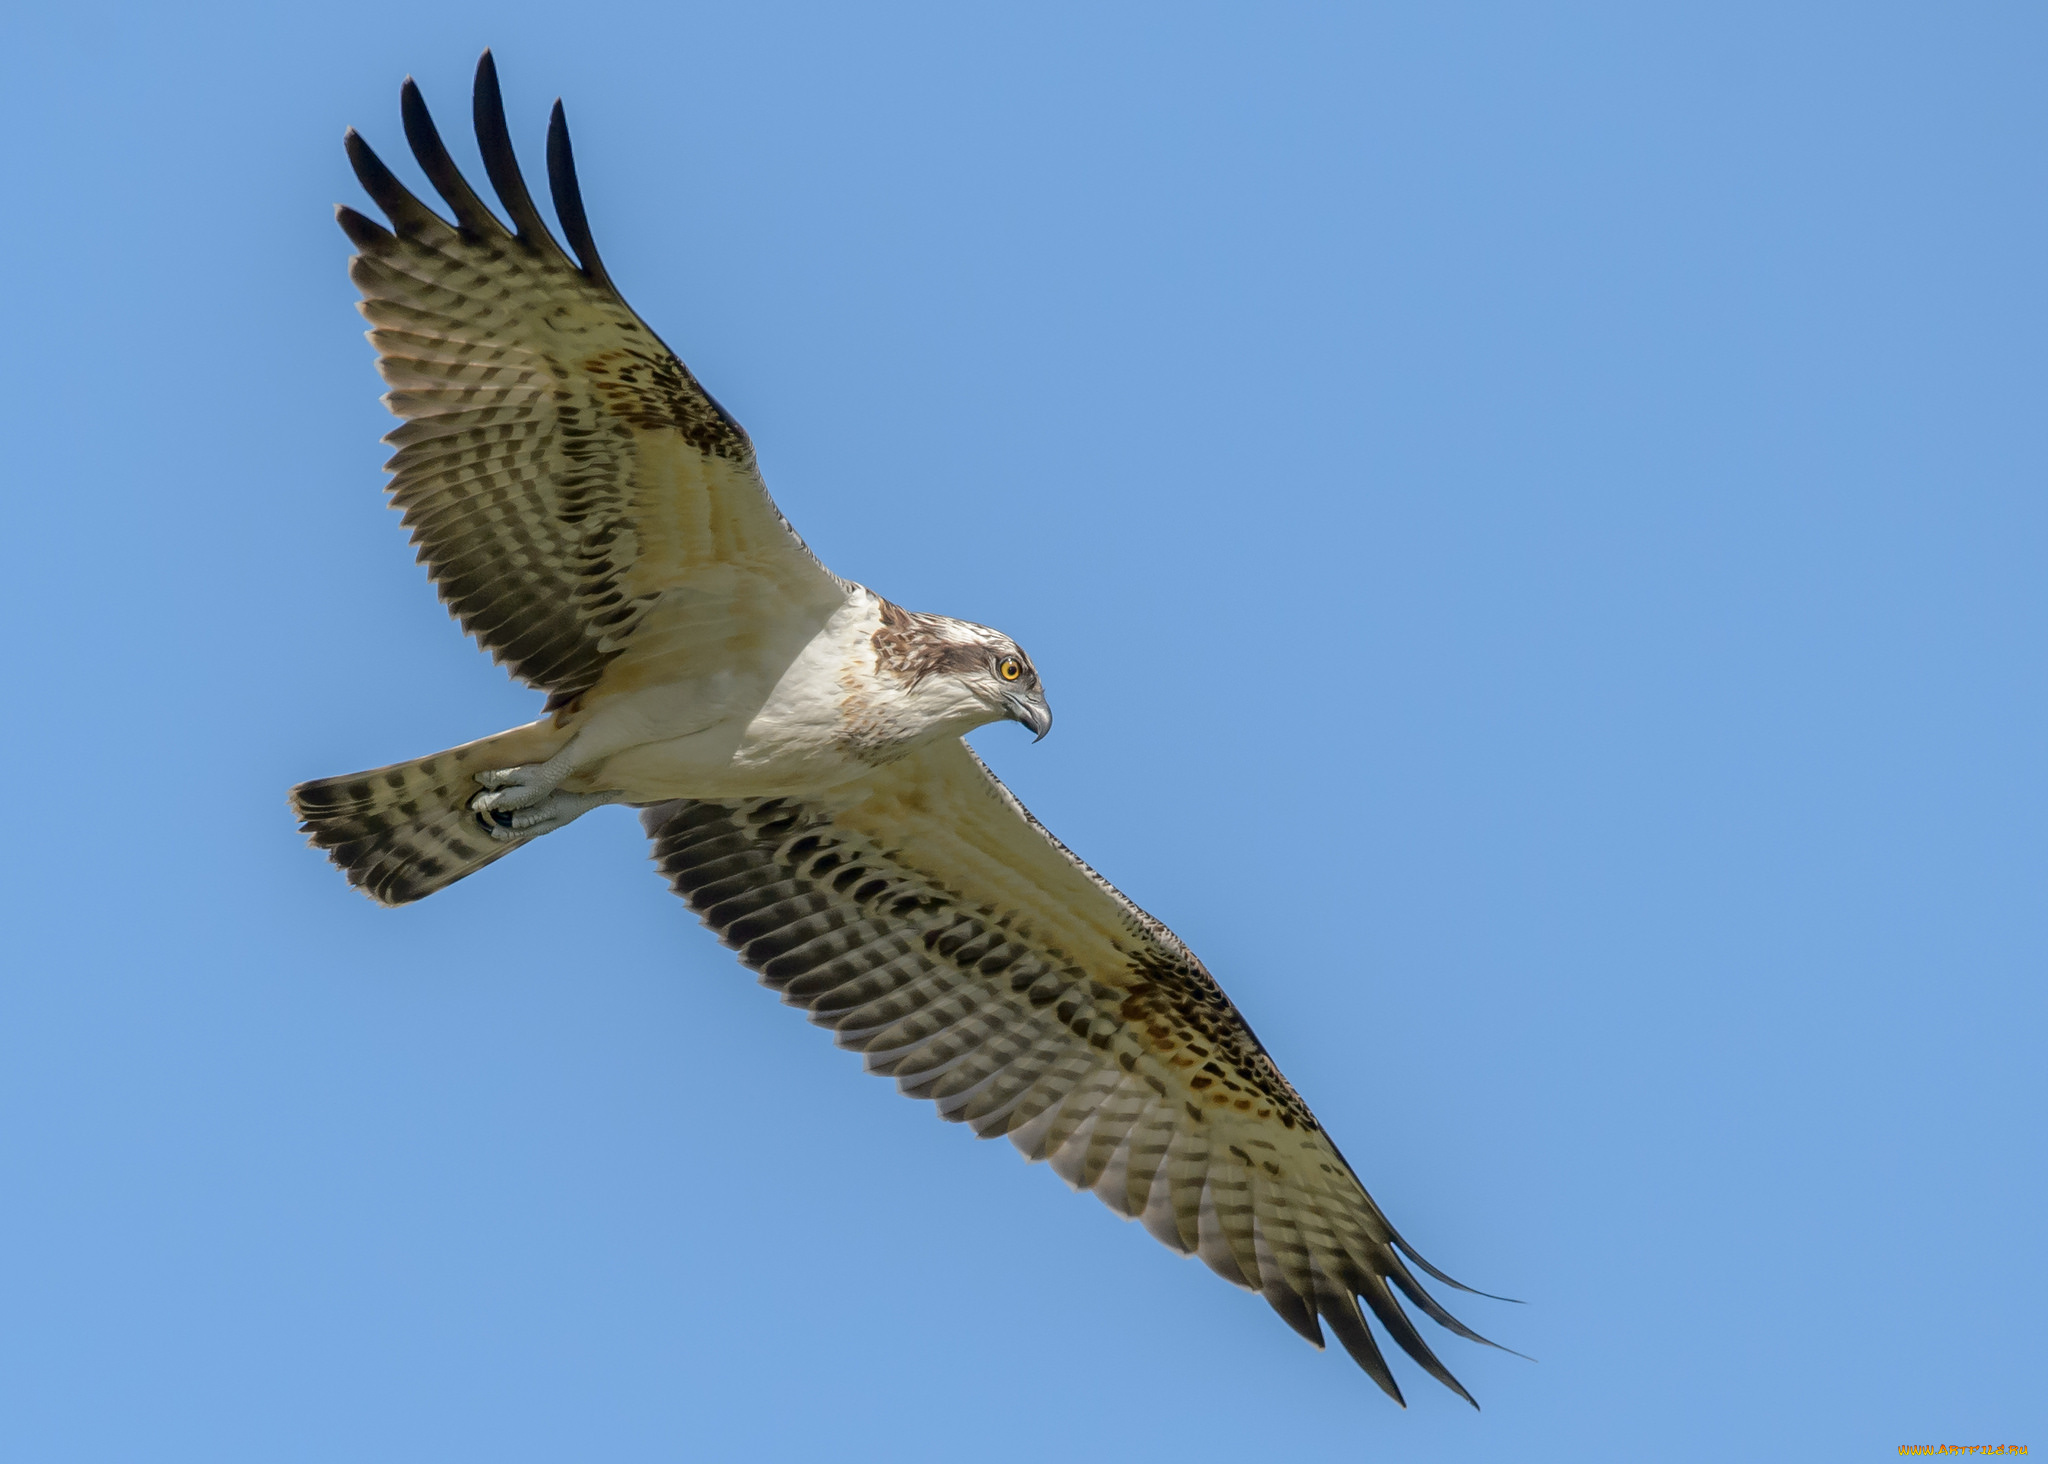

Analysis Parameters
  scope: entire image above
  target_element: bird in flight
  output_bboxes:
[292,52,1506,1406]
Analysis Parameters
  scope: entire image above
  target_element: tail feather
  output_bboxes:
[290,721,567,906]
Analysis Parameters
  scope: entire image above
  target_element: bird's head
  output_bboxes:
[963,634,1053,741]
[871,602,1053,741]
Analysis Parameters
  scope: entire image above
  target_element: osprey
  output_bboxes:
[293,52,1504,1405]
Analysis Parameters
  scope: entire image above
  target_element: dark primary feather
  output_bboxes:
[398,72,504,239]
[546,99,614,290]
[470,50,576,269]
[341,129,444,238]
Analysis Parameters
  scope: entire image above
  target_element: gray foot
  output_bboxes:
[471,763,559,816]
[473,788,621,843]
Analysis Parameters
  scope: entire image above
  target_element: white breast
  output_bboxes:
[573,588,895,801]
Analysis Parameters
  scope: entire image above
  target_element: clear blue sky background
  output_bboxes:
[1,3,2040,1460]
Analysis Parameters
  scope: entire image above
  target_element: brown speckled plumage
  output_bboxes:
[872,599,1025,686]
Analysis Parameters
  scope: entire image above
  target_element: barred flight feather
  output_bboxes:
[642,736,1503,1406]
[338,55,841,704]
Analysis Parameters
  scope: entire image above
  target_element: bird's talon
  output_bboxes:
[469,765,553,815]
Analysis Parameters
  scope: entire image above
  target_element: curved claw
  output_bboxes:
[469,763,557,816]
[474,788,623,842]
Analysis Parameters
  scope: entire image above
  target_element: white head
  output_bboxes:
[869,600,1053,742]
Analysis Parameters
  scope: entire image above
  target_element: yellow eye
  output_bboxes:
[998,657,1022,682]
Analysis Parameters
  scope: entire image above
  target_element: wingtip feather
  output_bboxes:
[344,129,448,238]
[1320,1289,1407,1406]
[469,50,574,266]
[1355,1273,1479,1409]
[400,71,503,237]
[546,98,615,291]
[335,203,392,250]
[1391,1235,1521,1304]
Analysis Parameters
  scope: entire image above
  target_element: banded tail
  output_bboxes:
[290,721,568,906]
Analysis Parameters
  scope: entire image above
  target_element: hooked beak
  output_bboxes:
[1004,691,1053,742]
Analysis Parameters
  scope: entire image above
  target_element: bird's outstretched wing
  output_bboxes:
[642,738,1504,1404]
[339,52,843,707]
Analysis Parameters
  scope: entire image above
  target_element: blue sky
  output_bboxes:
[1,3,2041,1459]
